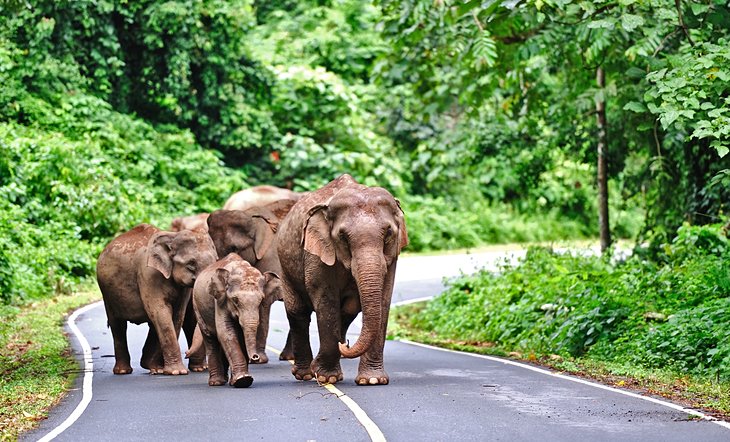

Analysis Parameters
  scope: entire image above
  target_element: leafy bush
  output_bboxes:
[406,224,730,379]
[399,194,592,252]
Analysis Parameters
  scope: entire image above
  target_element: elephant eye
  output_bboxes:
[385,226,393,239]
[186,262,197,272]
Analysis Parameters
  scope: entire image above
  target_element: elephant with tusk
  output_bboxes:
[276,174,408,386]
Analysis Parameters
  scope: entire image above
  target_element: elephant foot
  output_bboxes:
[208,375,228,386]
[316,372,344,385]
[140,355,163,372]
[188,357,208,372]
[291,364,314,381]
[113,362,133,375]
[144,362,164,375]
[230,373,253,388]
[279,340,294,361]
[355,369,389,386]
[311,360,343,385]
[163,363,189,376]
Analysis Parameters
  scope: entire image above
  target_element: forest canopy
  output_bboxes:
[0,0,728,304]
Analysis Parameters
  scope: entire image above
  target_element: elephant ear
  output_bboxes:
[147,232,176,279]
[263,272,283,303]
[303,204,336,266]
[211,268,229,303]
[251,215,276,261]
[395,199,409,252]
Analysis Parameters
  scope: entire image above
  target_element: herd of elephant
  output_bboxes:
[95,174,409,388]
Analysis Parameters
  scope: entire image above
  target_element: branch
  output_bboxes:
[495,24,545,44]
[653,28,681,56]
[675,0,695,46]
[472,9,484,32]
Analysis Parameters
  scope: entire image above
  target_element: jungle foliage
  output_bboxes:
[396,223,730,381]
[0,0,728,310]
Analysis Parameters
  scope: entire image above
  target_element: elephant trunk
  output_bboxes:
[339,250,385,359]
[240,313,261,363]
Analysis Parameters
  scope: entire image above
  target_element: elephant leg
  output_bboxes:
[215,315,253,388]
[204,334,227,386]
[283,286,314,381]
[147,302,188,375]
[182,297,206,371]
[355,330,388,386]
[311,292,344,384]
[141,326,164,374]
[186,325,207,372]
[108,317,132,374]
[279,331,294,361]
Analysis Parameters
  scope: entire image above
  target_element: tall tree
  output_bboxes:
[377,0,730,240]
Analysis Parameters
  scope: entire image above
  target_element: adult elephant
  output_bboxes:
[277,174,408,385]
[223,185,301,212]
[96,224,217,375]
[205,198,296,362]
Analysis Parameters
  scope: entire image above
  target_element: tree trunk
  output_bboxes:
[596,66,611,252]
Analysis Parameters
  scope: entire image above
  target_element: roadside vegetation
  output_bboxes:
[0,0,729,436]
[391,223,730,418]
[0,288,99,439]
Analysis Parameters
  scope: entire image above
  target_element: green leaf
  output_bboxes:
[711,141,729,158]
[623,101,647,113]
[660,110,680,129]
[621,14,644,32]
[690,3,710,16]
[587,18,616,29]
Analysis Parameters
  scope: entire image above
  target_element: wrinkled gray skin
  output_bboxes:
[223,185,302,212]
[192,253,278,387]
[96,224,217,375]
[204,199,295,363]
[277,174,408,386]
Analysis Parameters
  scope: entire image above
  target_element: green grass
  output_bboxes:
[0,285,100,441]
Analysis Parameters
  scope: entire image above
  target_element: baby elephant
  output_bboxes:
[96,224,217,375]
[192,253,278,387]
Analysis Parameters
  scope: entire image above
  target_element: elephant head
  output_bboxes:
[207,199,297,263]
[210,257,279,362]
[303,186,408,358]
[147,229,218,287]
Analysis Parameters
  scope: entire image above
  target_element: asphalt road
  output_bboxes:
[23,249,730,441]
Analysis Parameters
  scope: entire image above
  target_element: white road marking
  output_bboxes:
[38,300,103,442]
[266,346,386,442]
[399,339,730,431]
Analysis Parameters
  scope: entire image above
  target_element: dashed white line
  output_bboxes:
[37,300,103,442]
[266,345,386,442]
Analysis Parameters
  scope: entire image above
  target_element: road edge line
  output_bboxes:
[397,339,730,431]
[38,300,102,442]
[266,346,386,442]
